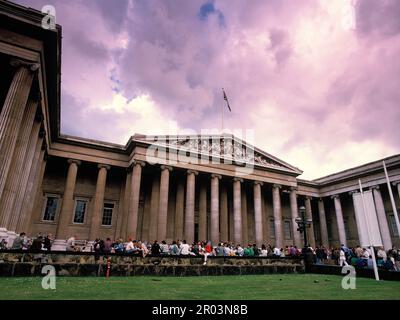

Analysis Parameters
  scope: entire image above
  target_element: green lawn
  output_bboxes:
[0,274,399,300]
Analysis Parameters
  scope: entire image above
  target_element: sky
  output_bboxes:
[15,0,400,179]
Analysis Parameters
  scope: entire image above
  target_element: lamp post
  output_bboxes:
[295,206,312,248]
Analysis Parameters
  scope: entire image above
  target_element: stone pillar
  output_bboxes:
[332,194,346,246]
[241,187,248,245]
[157,165,172,241]
[233,177,243,244]
[174,177,185,240]
[220,182,228,242]
[305,197,316,248]
[0,100,38,229]
[119,169,131,239]
[184,170,197,243]
[317,198,330,248]
[56,159,81,239]
[148,174,160,241]
[126,164,142,239]
[198,178,207,242]
[20,145,46,234]
[253,181,263,246]
[89,164,110,240]
[210,174,221,245]
[394,181,400,203]
[272,184,283,248]
[371,186,393,250]
[289,187,302,248]
[0,60,38,202]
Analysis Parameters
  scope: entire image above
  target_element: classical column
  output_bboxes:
[305,197,316,248]
[220,182,228,242]
[89,164,110,240]
[272,184,283,248]
[157,165,172,241]
[210,174,221,245]
[241,187,248,245]
[289,188,301,248]
[126,160,145,240]
[0,60,38,202]
[371,186,392,250]
[233,177,243,244]
[253,181,263,246]
[317,198,330,248]
[56,159,81,239]
[184,170,197,243]
[120,168,132,239]
[174,177,185,240]
[148,174,160,241]
[394,181,400,202]
[0,100,38,229]
[332,194,347,246]
[198,178,207,242]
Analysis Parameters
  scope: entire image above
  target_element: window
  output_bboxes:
[43,196,59,221]
[284,220,292,240]
[101,203,114,226]
[269,219,275,238]
[73,199,87,224]
[389,214,399,237]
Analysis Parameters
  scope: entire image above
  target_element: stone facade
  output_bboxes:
[0,1,399,250]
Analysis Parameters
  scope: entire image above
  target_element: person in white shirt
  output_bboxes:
[260,244,268,256]
[125,239,135,253]
[273,246,281,257]
[339,249,348,266]
[377,247,387,262]
[179,240,190,255]
[236,245,244,257]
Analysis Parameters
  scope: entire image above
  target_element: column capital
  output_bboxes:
[348,190,358,195]
[318,197,324,202]
[160,165,173,171]
[254,180,263,186]
[10,58,40,72]
[289,186,297,192]
[331,194,340,199]
[211,173,222,180]
[272,184,281,189]
[233,177,243,183]
[187,170,198,176]
[369,185,380,191]
[304,196,312,201]
[67,159,81,166]
[98,164,111,170]
[392,181,400,187]
[132,160,146,167]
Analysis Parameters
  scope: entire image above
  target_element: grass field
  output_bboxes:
[0,274,399,300]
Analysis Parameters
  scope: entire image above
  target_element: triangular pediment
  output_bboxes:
[131,133,303,175]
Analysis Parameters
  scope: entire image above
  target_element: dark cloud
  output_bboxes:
[356,0,400,37]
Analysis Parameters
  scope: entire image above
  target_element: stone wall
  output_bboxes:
[0,251,304,277]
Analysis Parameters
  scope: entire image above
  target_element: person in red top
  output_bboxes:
[202,242,213,265]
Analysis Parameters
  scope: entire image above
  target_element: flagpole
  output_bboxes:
[359,179,379,281]
[383,160,400,240]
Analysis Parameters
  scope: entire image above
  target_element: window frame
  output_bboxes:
[101,201,115,227]
[72,198,88,224]
[41,194,61,222]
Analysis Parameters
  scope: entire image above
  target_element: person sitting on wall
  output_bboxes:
[0,239,7,250]
[43,234,53,251]
[66,235,76,252]
[30,236,43,251]
[169,240,179,255]
[151,240,160,256]
[160,240,169,255]
[11,232,26,250]
[179,240,190,256]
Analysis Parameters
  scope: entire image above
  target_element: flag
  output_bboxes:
[222,88,232,112]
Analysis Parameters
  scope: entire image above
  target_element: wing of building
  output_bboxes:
[0,1,399,250]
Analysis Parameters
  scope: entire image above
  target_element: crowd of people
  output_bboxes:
[2,232,399,271]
